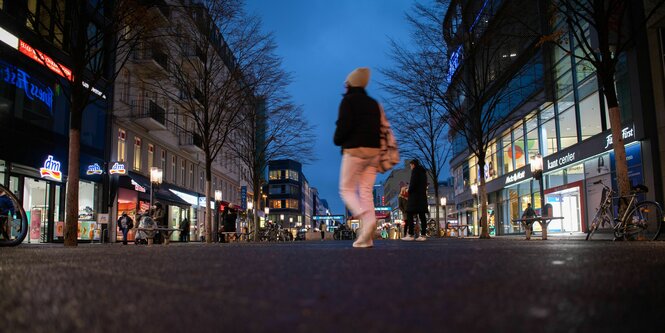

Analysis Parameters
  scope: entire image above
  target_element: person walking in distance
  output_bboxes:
[179,217,190,242]
[0,189,16,240]
[117,211,134,245]
[402,159,428,241]
[319,220,326,241]
[334,67,382,248]
[398,186,408,236]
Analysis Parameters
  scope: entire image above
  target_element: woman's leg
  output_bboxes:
[419,213,427,236]
[339,154,365,217]
[351,155,379,248]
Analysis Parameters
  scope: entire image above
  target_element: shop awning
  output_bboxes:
[122,172,190,207]
[155,185,191,207]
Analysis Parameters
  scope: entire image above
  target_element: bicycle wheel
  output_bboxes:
[585,214,608,241]
[0,184,28,247]
[626,201,662,241]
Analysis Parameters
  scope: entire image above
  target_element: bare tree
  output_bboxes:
[144,1,295,242]
[439,0,542,238]
[539,0,665,215]
[24,1,154,246]
[382,2,451,237]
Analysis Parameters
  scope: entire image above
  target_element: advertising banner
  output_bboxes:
[30,209,41,240]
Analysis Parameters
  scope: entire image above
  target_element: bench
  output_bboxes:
[135,227,180,245]
[511,216,564,240]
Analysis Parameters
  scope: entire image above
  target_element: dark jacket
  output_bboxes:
[152,207,165,227]
[0,195,15,216]
[333,87,381,150]
[407,165,428,213]
[117,214,134,230]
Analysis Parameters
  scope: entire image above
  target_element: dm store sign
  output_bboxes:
[40,155,62,181]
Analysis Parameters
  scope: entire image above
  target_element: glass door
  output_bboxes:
[24,178,50,243]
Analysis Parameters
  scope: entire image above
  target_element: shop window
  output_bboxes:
[501,133,513,174]
[547,169,565,188]
[78,180,98,241]
[469,157,477,185]
[513,127,526,169]
[118,129,126,162]
[566,164,585,183]
[148,144,154,169]
[133,137,141,171]
[525,113,539,162]
[558,107,578,149]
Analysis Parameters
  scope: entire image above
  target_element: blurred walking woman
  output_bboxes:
[334,67,382,248]
[403,159,428,241]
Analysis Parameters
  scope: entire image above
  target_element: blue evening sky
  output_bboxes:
[244,0,415,214]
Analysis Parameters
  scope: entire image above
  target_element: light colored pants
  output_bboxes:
[339,153,379,225]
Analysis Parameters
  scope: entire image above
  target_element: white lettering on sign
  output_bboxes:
[86,163,103,175]
[505,170,526,185]
[109,162,127,175]
[604,126,635,149]
[546,152,576,171]
[131,179,146,193]
[39,155,62,181]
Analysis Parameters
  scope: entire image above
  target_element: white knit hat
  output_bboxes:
[345,67,371,88]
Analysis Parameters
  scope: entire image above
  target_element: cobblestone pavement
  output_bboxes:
[1,238,664,333]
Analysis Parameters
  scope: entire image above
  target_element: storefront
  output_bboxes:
[114,171,194,242]
[485,123,648,235]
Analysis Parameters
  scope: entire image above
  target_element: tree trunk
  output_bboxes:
[205,159,213,243]
[64,128,81,247]
[607,106,630,212]
[479,175,490,239]
[252,178,261,242]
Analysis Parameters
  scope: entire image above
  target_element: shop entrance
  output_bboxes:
[545,186,582,233]
[20,177,63,243]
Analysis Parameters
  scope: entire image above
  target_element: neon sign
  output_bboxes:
[109,162,127,175]
[40,155,62,181]
[86,163,103,175]
[131,180,146,193]
[1,60,54,113]
[18,40,73,81]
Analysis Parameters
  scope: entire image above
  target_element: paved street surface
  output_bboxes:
[1,238,664,333]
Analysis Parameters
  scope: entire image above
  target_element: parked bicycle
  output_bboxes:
[586,180,662,241]
[260,221,293,242]
[333,224,356,240]
[425,219,438,237]
[0,184,28,247]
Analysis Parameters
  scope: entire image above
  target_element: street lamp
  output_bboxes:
[149,167,163,215]
[440,196,447,235]
[214,190,222,241]
[530,154,545,216]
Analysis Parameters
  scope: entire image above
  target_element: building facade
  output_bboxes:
[445,0,663,236]
[0,1,112,243]
[267,159,311,229]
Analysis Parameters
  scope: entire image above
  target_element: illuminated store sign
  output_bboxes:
[131,180,146,193]
[86,163,103,175]
[546,152,576,170]
[604,126,635,149]
[18,40,73,81]
[0,60,54,112]
[504,170,526,185]
[40,155,62,181]
[109,162,127,175]
[0,26,18,49]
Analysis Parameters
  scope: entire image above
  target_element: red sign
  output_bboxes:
[18,40,73,81]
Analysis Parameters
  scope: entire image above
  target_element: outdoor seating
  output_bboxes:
[511,216,564,240]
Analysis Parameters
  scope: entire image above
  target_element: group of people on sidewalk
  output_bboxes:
[334,67,430,248]
[116,201,190,245]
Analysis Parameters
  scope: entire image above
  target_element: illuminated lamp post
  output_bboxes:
[530,154,545,216]
[214,190,222,241]
[470,183,478,236]
[149,167,163,214]
[441,196,447,236]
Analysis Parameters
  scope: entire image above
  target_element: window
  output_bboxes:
[541,119,558,156]
[270,200,282,209]
[269,170,281,180]
[120,69,130,102]
[160,150,166,172]
[148,144,154,169]
[286,199,299,209]
[133,137,141,171]
[181,160,186,186]
[199,171,204,191]
[501,133,513,174]
[525,115,540,162]
[189,164,194,189]
[269,185,282,195]
[558,107,578,149]
[513,126,525,169]
[171,155,177,183]
[117,129,126,162]
[286,170,299,181]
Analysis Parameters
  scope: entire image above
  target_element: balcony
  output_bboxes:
[182,46,205,73]
[131,100,167,131]
[179,131,204,153]
[131,47,169,75]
